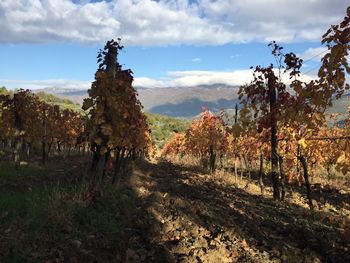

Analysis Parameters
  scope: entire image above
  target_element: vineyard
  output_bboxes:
[0,6,350,263]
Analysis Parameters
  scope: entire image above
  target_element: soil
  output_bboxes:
[1,157,349,262]
[126,160,350,263]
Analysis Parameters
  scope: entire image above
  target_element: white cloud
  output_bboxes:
[191,58,201,62]
[166,70,253,86]
[1,69,317,90]
[133,77,165,87]
[175,71,245,86]
[0,79,91,90]
[0,0,348,45]
[0,0,120,44]
[163,69,317,87]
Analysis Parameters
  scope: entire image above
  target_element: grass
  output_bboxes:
[0,162,45,179]
[0,161,140,262]
[0,162,47,223]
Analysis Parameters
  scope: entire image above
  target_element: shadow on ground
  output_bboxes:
[1,157,348,262]
[224,165,350,214]
[132,160,350,263]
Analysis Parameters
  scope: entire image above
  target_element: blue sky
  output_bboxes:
[0,0,348,89]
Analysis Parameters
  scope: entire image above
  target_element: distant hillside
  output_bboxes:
[138,84,239,117]
[35,84,239,118]
[35,92,82,112]
[33,85,349,119]
[326,94,350,116]
[34,87,88,107]
[146,113,189,148]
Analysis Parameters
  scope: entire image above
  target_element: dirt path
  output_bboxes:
[128,161,350,263]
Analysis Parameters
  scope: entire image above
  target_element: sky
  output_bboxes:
[0,0,349,90]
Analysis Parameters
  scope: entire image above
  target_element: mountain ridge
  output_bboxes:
[33,84,240,118]
[33,84,349,119]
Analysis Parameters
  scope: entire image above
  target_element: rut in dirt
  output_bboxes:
[128,161,350,263]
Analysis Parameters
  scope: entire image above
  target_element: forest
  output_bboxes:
[0,5,349,263]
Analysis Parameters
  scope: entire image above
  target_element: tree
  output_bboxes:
[161,132,186,160]
[0,88,86,164]
[238,5,350,204]
[83,39,153,184]
[238,42,293,200]
[185,110,228,173]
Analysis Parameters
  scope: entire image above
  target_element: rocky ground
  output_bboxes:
[126,161,350,263]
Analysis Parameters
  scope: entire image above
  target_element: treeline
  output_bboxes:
[0,88,87,165]
[0,40,156,187]
[0,88,87,167]
[0,84,184,167]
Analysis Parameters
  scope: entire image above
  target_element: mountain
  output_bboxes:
[34,87,84,94]
[137,84,239,117]
[34,87,88,105]
[33,85,349,119]
[34,84,240,118]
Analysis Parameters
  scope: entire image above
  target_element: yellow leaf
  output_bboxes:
[336,153,346,164]
[298,138,307,149]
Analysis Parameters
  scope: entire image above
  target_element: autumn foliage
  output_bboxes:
[83,39,154,183]
[162,6,350,209]
[0,89,87,165]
